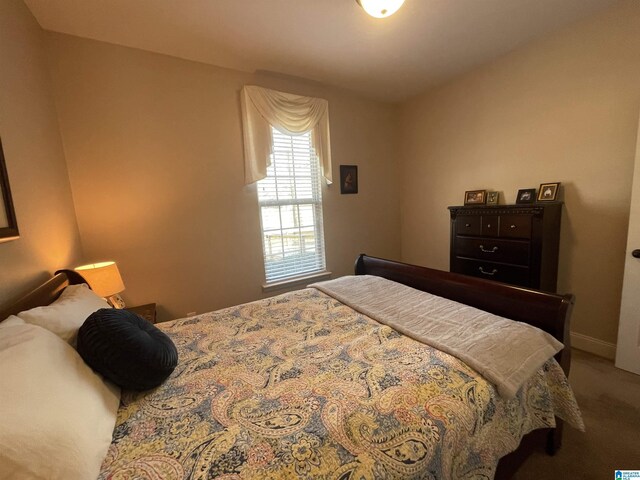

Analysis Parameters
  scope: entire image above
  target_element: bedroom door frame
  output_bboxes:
[615,112,640,376]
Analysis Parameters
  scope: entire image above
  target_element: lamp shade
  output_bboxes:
[75,262,125,297]
[356,0,405,18]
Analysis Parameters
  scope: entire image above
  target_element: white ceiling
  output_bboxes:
[25,0,619,102]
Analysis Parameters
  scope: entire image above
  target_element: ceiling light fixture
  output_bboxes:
[356,0,405,18]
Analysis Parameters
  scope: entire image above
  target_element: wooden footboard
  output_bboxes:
[355,254,574,374]
[355,254,574,476]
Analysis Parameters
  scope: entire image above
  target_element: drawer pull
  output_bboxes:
[479,245,498,253]
[510,224,517,229]
[465,223,471,227]
[486,224,491,228]
[479,267,498,276]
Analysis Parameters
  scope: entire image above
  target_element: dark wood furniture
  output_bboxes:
[448,203,562,292]
[0,270,87,320]
[355,254,574,478]
[355,254,572,374]
[125,303,157,324]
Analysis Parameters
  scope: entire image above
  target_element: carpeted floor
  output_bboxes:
[512,349,640,479]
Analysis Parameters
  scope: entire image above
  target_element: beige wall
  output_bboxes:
[399,0,640,347]
[0,0,82,305]
[46,33,401,321]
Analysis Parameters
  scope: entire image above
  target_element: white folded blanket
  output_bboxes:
[310,275,563,398]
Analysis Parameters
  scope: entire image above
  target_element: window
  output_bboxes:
[241,85,332,285]
[257,128,326,283]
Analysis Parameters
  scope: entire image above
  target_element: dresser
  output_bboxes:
[448,203,562,292]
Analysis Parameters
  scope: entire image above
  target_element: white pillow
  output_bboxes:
[0,322,120,480]
[0,315,25,328]
[17,284,111,345]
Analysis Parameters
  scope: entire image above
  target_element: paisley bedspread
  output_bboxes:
[99,287,583,480]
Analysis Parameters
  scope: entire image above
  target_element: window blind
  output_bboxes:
[257,128,326,283]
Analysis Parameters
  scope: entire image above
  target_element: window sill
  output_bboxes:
[262,271,332,294]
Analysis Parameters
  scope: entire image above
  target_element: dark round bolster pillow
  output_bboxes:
[77,308,178,390]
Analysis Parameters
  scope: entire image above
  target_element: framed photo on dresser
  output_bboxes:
[464,190,486,205]
[537,182,560,202]
[516,188,536,204]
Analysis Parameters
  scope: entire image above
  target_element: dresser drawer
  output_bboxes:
[455,215,481,236]
[449,203,562,291]
[454,237,530,266]
[452,258,531,287]
[499,215,532,239]
[482,215,499,237]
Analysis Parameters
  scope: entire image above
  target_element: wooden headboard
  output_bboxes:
[0,270,87,320]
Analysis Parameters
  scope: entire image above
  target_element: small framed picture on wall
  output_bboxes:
[340,165,358,194]
[0,137,19,243]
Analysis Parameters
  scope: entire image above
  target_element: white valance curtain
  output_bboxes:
[241,85,332,185]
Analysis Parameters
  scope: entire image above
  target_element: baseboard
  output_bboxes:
[570,331,616,360]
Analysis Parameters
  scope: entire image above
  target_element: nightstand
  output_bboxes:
[125,303,157,324]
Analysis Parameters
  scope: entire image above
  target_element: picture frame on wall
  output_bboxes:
[0,137,19,243]
[537,182,560,202]
[464,190,486,205]
[516,188,536,204]
[340,165,358,194]
[486,191,499,205]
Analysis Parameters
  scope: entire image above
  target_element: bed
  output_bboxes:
[0,255,583,479]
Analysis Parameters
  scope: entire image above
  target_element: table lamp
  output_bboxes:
[75,261,126,308]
